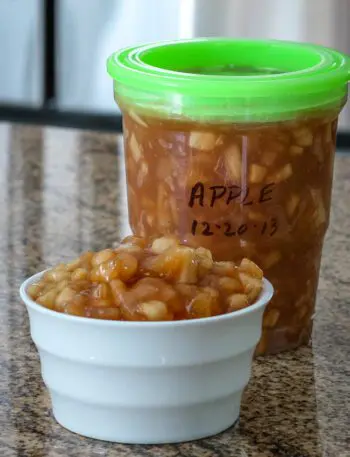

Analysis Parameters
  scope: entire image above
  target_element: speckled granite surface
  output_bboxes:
[0,123,349,457]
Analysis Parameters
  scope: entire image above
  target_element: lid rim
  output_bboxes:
[107,38,350,98]
[107,38,349,121]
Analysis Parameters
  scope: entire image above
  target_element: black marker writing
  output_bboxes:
[226,185,242,204]
[188,182,204,208]
[259,183,275,203]
[191,218,279,238]
[241,187,253,206]
[188,182,276,208]
[209,186,226,207]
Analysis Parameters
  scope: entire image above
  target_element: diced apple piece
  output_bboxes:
[151,236,179,254]
[44,268,70,283]
[287,193,300,217]
[129,110,148,127]
[116,253,138,282]
[123,126,129,140]
[66,257,82,271]
[176,247,198,284]
[88,307,121,320]
[92,283,111,300]
[55,287,76,309]
[138,300,169,321]
[92,249,115,267]
[272,163,293,183]
[121,235,147,248]
[293,127,313,147]
[238,272,263,303]
[224,143,242,182]
[226,294,249,312]
[27,283,43,299]
[195,247,213,277]
[36,289,59,310]
[239,258,263,279]
[212,261,237,277]
[187,289,220,318]
[109,279,126,305]
[249,164,267,184]
[310,188,326,227]
[175,283,199,299]
[71,268,88,281]
[218,276,243,294]
[157,184,173,231]
[189,131,221,151]
[136,161,148,188]
[129,134,142,163]
[148,246,197,284]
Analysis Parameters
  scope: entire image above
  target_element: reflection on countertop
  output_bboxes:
[0,123,349,457]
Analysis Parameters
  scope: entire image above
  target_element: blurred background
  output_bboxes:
[0,0,350,139]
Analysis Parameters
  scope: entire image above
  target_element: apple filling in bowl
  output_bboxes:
[27,236,263,321]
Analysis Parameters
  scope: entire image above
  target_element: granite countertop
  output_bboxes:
[0,123,349,457]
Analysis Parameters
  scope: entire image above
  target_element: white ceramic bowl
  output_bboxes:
[20,271,273,444]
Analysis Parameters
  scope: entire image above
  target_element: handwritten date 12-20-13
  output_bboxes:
[191,217,278,238]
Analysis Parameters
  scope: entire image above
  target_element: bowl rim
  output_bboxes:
[20,270,273,329]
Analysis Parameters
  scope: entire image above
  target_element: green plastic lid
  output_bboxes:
[107,38,350,122]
